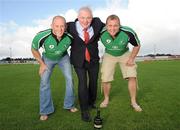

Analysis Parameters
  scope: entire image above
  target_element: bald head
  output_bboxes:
[52,15,66,25]
[51,15,66,39]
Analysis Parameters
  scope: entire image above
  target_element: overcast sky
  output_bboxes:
[0,0,180,59]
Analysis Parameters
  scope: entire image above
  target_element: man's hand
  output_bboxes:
[31,48,48,76]
[126,46,140,66]
[126,57,135,66]
[39,63,48,76]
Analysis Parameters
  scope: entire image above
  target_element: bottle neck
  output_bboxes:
[97,110,100,117]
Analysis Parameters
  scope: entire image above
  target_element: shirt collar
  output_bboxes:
[75,21,91,32]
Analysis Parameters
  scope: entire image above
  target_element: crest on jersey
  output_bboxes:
[49,45,54,49]
[106,39,111,44]
[55,51,61,55]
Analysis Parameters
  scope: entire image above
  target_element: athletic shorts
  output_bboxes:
[101,52,137,82]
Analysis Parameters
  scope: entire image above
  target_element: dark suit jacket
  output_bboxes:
[67,17,104,68]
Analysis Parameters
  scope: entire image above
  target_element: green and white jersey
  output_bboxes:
[32,29,72,60]
[100,26,140,56]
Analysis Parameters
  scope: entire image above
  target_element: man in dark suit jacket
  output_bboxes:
[67,7,104,122]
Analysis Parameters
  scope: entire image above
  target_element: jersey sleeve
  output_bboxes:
[128,31,140,46]
[121,26,140,46]
[32,29,51,50]
[32,34,40,50]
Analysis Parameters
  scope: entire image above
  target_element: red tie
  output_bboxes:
[84,28,90,62]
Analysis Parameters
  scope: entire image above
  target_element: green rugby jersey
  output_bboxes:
[32,29,72,60]
[100,26,140,56]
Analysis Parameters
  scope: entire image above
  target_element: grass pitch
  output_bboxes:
[0,60,180,130]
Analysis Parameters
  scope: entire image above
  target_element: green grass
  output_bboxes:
[0,60,180,130]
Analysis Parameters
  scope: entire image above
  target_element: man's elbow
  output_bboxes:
[31,48,38,54]
[136,45,141,48]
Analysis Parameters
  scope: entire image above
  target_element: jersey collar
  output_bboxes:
[51,30,65,45]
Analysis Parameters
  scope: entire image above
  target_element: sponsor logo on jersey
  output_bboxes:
[55,51,61,55]
[112,46,119,49]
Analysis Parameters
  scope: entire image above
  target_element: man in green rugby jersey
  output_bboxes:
[100,14,142,112]
[31,16,77,121]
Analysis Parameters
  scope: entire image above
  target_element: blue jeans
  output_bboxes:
[40,54,75,115]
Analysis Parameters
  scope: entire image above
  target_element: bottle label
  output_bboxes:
[94,124,102,128]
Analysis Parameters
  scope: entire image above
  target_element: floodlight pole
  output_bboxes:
[153,44,156,58]
[9,46,12,59]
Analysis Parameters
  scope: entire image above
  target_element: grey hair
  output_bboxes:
[78,6,93,17]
